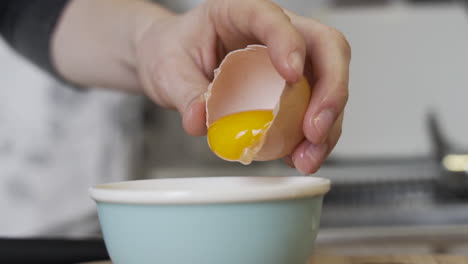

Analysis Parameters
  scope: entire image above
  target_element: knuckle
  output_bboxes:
[248,10,270,41]
[322,26,351,59]
[247,6,262,30]
[337,127,343,139]
[339,87,349,104]
[334,30,352,59]
[248,1,290,29]
[327,126,342,150]
[333,83,349,105]
[282,10,292,23]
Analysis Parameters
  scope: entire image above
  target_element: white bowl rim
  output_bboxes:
[89,176,330,205]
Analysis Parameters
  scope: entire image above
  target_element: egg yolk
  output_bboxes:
[207,110,274,160]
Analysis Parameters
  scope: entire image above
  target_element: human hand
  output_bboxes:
[135,0,350,174]
[53,0,350,174]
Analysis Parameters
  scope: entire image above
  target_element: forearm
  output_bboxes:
[52,0,175,92]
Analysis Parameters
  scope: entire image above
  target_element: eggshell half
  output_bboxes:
[205,45,312,164]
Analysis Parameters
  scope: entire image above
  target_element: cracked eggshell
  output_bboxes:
[205,45,312,164]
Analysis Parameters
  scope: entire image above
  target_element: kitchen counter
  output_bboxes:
[85,255,468,264]
[311,255,468,264]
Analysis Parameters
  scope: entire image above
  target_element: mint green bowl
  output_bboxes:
[90,176,330,264]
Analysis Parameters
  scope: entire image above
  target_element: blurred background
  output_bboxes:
[0,0,467,258]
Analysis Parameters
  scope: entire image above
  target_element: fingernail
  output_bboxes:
[295,157,309,175]
[312,109,336,143]
[292,152,308,175]
[297,167,309,175]
[288,51,304,79]
[305,143,328,172]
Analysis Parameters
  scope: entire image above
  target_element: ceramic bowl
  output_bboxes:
[90,176,330,264]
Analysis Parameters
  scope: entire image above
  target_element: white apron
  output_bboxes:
[0,40,142,238]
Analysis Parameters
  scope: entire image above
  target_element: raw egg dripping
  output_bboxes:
[205,45,312,165]
[207,110,274,161]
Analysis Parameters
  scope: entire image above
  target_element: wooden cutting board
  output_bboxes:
[84,255,468,264]
[310,255,468,264]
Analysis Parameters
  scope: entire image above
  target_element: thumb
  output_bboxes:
[172,64,210,136]
[182,91,207,136]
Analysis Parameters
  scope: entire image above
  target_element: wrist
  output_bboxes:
[52,0,176,92]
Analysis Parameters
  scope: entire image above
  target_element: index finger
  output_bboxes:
[209,0,307,82]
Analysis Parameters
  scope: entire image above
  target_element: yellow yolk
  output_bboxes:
[207,110,274,160]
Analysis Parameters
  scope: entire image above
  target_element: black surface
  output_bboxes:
[0,238,109,264]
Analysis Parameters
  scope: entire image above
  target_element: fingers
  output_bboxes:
[179,63,209,136]
[291,17,350,145]
[325,112,344,157]
[291,140,328,175]
[289,112,343,174]
[146,53,209,137]
[182,95,208,136]
[211,0,307,82]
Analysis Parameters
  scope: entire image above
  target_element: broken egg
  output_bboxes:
[205,45,312,165]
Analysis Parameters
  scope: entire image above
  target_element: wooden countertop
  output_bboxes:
[85,255,468,264]
[310,255,468,264]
